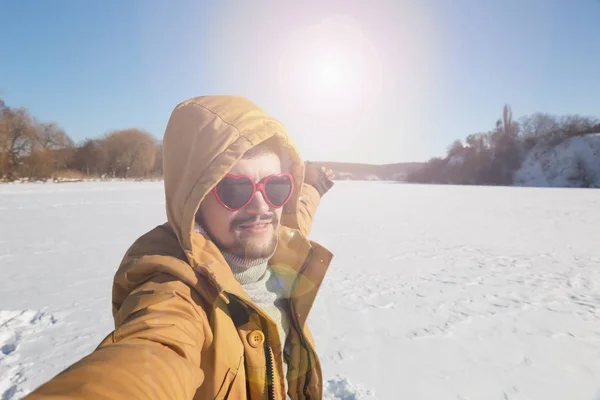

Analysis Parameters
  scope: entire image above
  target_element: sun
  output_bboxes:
[277,16,382,119]
[319,63,342,89]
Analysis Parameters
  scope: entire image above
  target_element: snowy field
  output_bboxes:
[1,181,600,399]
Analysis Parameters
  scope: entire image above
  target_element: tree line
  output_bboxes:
[3,97,598,185]
[0,99,162,182]
[407,105,600,186]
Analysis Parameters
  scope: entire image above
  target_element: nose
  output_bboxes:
[244,190,270,215]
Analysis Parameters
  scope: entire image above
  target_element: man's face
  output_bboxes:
[198,152,284,260]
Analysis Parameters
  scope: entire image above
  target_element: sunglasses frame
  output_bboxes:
[212,172,295,211]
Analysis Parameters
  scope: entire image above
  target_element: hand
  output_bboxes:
[322,167,335,181]
[304,162,335,186]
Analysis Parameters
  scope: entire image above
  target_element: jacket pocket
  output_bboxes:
[213,355,244,400]
[213,367,239,400]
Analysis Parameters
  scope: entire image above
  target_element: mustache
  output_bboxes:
[230,213,278,231]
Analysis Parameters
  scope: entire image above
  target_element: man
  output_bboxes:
[25,95,335,399]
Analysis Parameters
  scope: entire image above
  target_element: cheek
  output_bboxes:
[201,197,235,236]
[224,210,240,229]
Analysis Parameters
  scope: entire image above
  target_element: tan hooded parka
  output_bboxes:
[25,96,333,400]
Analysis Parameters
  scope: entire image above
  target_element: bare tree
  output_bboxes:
[502,104,519,137]
[23,122,77,179]
[36,122,74,150]
[519,112,560,149]
[103,129,157,178]
[72,139,109,177]
[559,115,599,139]
[0,107,36,180]
[447,139,464,158]
[520,113,559,138]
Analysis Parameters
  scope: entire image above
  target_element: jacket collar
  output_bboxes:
[188,225,332,327]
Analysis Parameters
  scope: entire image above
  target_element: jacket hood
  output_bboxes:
[162,95,305,262]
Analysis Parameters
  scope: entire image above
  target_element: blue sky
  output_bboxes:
[1,0,599,164]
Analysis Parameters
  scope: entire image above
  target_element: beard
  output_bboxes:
[198,213,279,260]
[231,223,278,259]
[229,212,279,259]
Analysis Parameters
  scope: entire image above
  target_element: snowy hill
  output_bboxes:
[514,134,600,187]
[2,181,600,399]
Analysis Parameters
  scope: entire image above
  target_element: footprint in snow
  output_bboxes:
[331,349,354,363]
[0,310,58,400]
[324,376,376,400]
[359,294,395,311]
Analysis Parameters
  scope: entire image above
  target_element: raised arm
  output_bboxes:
[296,162,335,237]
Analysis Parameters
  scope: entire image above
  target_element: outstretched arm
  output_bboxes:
[24,269,206,400]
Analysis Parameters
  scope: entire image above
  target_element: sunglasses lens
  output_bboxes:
[216,177,254,210]
[265,175,293,207]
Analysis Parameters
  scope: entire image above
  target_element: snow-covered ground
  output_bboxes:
[1,181,600,399]
[514,134,600,188]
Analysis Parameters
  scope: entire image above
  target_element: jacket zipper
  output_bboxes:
[265,332,275,400]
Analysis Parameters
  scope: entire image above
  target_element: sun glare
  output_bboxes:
[277,16,382,119]
[319,63,342,88]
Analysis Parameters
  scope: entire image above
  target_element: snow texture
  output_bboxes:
[1,181,600,399]
[514,134,600,187]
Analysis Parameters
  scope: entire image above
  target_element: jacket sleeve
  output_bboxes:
[24,273,206,400]
[296,182,323,237]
